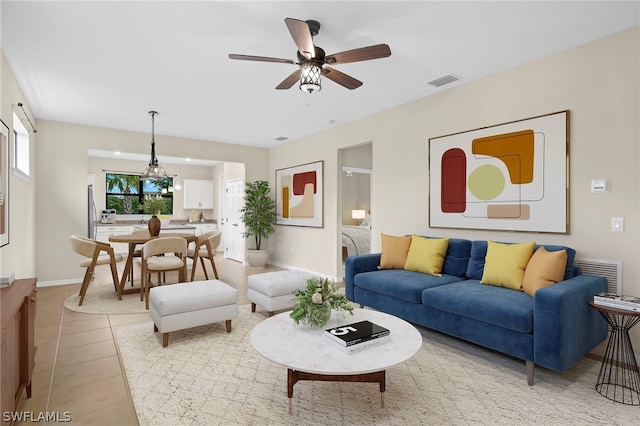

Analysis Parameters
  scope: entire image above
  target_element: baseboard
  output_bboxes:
[37,278,81,287]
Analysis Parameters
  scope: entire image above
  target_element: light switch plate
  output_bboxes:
[611,217,624,232]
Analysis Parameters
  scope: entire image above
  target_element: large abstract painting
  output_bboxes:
[276,161,324,227]
[1,119,9,247]
[429,111,569,233]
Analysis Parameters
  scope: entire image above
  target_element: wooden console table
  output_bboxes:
[1,278,37,424]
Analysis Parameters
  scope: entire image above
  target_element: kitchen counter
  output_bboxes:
[133,224,197,231]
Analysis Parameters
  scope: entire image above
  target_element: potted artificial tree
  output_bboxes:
[240,180,277,267]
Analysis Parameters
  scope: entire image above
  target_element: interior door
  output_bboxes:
[225,178,245,263]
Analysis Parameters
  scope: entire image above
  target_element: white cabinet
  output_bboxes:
[194,223,218,235]
[183,179,214,209]
[96,226,132,255]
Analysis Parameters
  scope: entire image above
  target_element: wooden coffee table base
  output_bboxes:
[287,368,385,414]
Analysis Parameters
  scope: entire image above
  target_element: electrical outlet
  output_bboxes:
[611,217,624,232]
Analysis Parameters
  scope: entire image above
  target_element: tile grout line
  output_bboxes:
[45,305,67,413]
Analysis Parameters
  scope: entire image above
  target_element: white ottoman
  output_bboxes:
[149,279,238,347]
[247,270,318,316]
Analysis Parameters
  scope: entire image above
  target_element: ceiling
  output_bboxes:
[2,1,639,149]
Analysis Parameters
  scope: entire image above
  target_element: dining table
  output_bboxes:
[109,230,197,298]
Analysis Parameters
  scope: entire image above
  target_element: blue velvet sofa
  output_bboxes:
[344,238,608,385]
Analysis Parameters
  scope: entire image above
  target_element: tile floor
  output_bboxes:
[15,253,286,425]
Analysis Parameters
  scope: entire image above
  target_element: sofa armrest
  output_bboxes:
[533,274,608,372]
[344,253,382,301]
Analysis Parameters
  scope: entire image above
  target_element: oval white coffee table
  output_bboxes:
[251,308,422,413]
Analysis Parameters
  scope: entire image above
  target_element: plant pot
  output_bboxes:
[148,215,161,236]
[247,249,269,268]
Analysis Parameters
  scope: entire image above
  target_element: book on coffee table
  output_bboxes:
[324,320,390,347]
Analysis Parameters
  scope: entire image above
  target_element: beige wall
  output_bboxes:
[34,120,268,284]
[0,53,37,280]
[269,28,639,344]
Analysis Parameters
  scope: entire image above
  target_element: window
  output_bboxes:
[105,173,173,215]
[13,112,30,180]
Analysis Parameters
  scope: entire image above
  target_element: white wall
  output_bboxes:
[269,28,640,345]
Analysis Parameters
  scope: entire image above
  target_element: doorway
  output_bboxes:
[338,143,373,275]
[225,178,245,263]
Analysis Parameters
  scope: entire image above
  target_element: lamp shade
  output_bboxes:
[352,210,366,220]
[300,63,322,93]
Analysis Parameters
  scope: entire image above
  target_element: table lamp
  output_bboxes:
[352,209,366,225]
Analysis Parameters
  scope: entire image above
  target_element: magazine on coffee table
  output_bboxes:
[594,292,640,312]
[324,320,390,347]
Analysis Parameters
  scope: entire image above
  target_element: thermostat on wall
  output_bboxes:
[591,179,609,193]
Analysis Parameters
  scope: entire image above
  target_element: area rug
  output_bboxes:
[114,306,637,426]
[63,282,148,314]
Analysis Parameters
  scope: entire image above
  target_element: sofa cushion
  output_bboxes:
[354,269,461,304]
[522,247,568,296]
[422,280,534,333]
[404,235,449,276]
[378,234,412,269]
[480,241,536,290]
[466,240,488,280]
[441,238,472,277]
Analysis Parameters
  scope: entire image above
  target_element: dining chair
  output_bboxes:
[139,236,188,309]
[69,235,123,306]
[187,230,221,281]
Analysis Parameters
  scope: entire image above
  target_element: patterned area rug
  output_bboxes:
[63,281,148,314]
[114,306,637,425]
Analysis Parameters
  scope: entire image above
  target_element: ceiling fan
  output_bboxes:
[228,18,391,93]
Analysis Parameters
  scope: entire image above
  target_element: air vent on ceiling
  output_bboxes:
[574,258,622,294]
[274,136,288,142]
[427,74,459,88]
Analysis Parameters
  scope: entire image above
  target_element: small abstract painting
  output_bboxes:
[276,161,324,227]
[429,111,569,233]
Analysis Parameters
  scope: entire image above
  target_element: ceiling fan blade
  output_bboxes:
[285,18,315,59]
[325,44,391,65]
[229,54,295,64]
[323,67,363,90]
[276,70,301,90]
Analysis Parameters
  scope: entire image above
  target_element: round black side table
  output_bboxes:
[588,301,640,405]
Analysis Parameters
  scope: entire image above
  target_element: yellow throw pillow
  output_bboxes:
[378,234,412,270]
[480,241,536,290]
[522,247,568,296]
[404,235,449,276]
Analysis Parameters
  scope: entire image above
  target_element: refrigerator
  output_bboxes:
[87,184,97,239]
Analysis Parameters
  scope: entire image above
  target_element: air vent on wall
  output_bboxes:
[574,258,622,294]
[427,74,459,88]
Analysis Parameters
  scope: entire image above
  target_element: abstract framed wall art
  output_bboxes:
[1,119,9,247]
[276,160,324,227]
[429,110,569,234]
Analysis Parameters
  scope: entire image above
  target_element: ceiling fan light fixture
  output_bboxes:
[141,110,168,180]
[300,63,322,93]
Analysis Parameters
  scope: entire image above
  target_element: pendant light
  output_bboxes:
[141,110,167,180]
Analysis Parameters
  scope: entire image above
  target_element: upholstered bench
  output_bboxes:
[247,270,318,316]
[149,279,238,347]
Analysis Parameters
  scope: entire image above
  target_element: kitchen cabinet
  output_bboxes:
[183,179,214,209]
[96,226,132,254]
[1,278,37,425]
[194,223,218,235]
